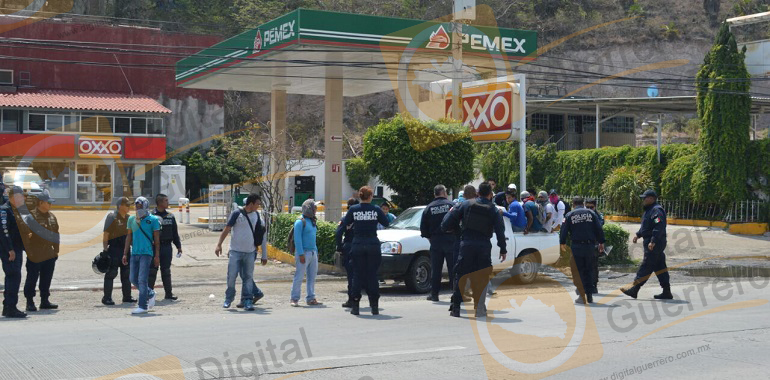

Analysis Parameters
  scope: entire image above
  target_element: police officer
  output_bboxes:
[559,197,605,304]
[0,186,28,318]
[586,198,604,294]
[621,190,672,300]
[450,185,476,309]
[442,182,507,318]
[340,186,390,316]
[335,197,360,308]
[420,185,456,302]
[149,193,182,301]
[23,192,60,312]
[102,197,136,305]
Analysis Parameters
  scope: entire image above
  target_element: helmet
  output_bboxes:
[92,252,110,274]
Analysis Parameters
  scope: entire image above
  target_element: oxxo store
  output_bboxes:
[0,90,171,205]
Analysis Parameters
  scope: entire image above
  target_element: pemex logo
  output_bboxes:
[254,30,263,52]
[426,25,450,50]
[470,264,603,379]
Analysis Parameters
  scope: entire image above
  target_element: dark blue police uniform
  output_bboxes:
[634,202,670,289]
[0,201,25,316]
[559,206,605,301]
[441,198,506,315]
[335,216,356,304]
[150,208,181,299]
[340,202,390,315]
[420,197,456,300]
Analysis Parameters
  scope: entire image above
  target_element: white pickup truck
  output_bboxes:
[374,205,561,293]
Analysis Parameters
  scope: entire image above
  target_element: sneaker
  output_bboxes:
[236,302,245,308]
[148,293,156,310]
[290,300,299,307]
[244,300,255,311]
[574,296,586,304]
[223,300,232,308]
[131,307,148,315]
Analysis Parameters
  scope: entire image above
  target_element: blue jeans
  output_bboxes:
[225,250,256,303]
[291,250,318,302]
[129,255,155,310]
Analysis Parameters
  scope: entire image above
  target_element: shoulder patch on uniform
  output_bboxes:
[654,217,661,224]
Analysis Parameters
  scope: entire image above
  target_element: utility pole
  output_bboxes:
[451,14,463,120]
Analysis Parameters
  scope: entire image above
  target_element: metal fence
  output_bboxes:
[562,196,768,223]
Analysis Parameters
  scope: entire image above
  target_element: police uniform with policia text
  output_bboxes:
[0,186,28,318]
[441,188,506,318]
[559,197,605,304]
[340,202,390,315]
[621,190,672,300]
[420,193,456,302]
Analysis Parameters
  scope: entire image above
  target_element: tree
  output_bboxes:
[345,157,371,192]
[692,23,751,203]
[363,115,474,209]
[217,122,320,214]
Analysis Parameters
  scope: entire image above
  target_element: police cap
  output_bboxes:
[639,189,658,199]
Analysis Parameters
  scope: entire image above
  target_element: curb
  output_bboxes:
[604,216,768,235]
[267,245,342,274]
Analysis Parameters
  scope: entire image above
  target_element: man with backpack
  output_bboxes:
[215,194,267,311]
[549,189,569,232]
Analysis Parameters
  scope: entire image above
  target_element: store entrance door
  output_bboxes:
[76,163,113,203]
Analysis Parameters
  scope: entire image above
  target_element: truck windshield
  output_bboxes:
[388,208,422,230]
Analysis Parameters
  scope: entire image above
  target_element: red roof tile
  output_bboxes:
[0,90,172,114]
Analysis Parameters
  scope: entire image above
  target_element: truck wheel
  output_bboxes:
[511,252,541,285]
[405,255,431,294]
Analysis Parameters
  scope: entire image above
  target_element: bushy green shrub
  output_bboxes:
[661,153,698,200]
[364,115,475,209]
[345,157,370,191]
[268,213,338,265]
[599,223,632,265]
[602,166,654,216]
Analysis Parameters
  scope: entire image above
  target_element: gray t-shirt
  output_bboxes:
[226,208,267,259]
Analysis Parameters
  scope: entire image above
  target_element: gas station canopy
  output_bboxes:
[175,9,537,96]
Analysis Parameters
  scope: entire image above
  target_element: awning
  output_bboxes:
[0,89,172,114]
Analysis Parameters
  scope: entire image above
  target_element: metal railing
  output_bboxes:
[561,196,768,223]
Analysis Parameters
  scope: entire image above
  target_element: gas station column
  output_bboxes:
[324,69,343,221]
[271,87,287,210]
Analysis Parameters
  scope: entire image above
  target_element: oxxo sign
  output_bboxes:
[445,82,523,142]
[79,136,123,158]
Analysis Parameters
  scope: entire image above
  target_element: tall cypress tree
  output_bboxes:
[692,22,752,203]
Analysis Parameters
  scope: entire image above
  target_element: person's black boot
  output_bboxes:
[371,299,379,315]
[620,285,641,299]
[342,297,353,308]
[123,297,137,303]
[426,294,439,302]
[586,293,593,304]
[26,299,37,312]
[4,307,27,318]
[350,299,360,316]
[39,299,58,310]
[101,298,115,306]
[654,286,674,300]
[450,302,461,318]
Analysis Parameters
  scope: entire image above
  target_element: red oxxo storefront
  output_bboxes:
[0,89,171,205]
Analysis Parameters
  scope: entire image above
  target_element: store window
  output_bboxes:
[1,109,21,132]
[97,116,114,134]
[115,117,131,134]
[148,118,163,135]
[131,118,147,134]
[31,162,71,199]
[76,163,112,203]
[46,114,64,131]
[64,115,80,132]
[81,115,98,133]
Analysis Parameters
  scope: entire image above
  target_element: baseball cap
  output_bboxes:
[36,192,55,203]
[9,185,23,195]
[639,189,658,199]
[549,189,558,195]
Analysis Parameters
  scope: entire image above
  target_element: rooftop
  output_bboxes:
[0,89,172,114]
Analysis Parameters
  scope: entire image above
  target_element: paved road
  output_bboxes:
[1,272,767,380]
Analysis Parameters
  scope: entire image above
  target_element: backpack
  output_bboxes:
[287,218,305,255]
[561,198,572,214]
[239,208,266,249]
